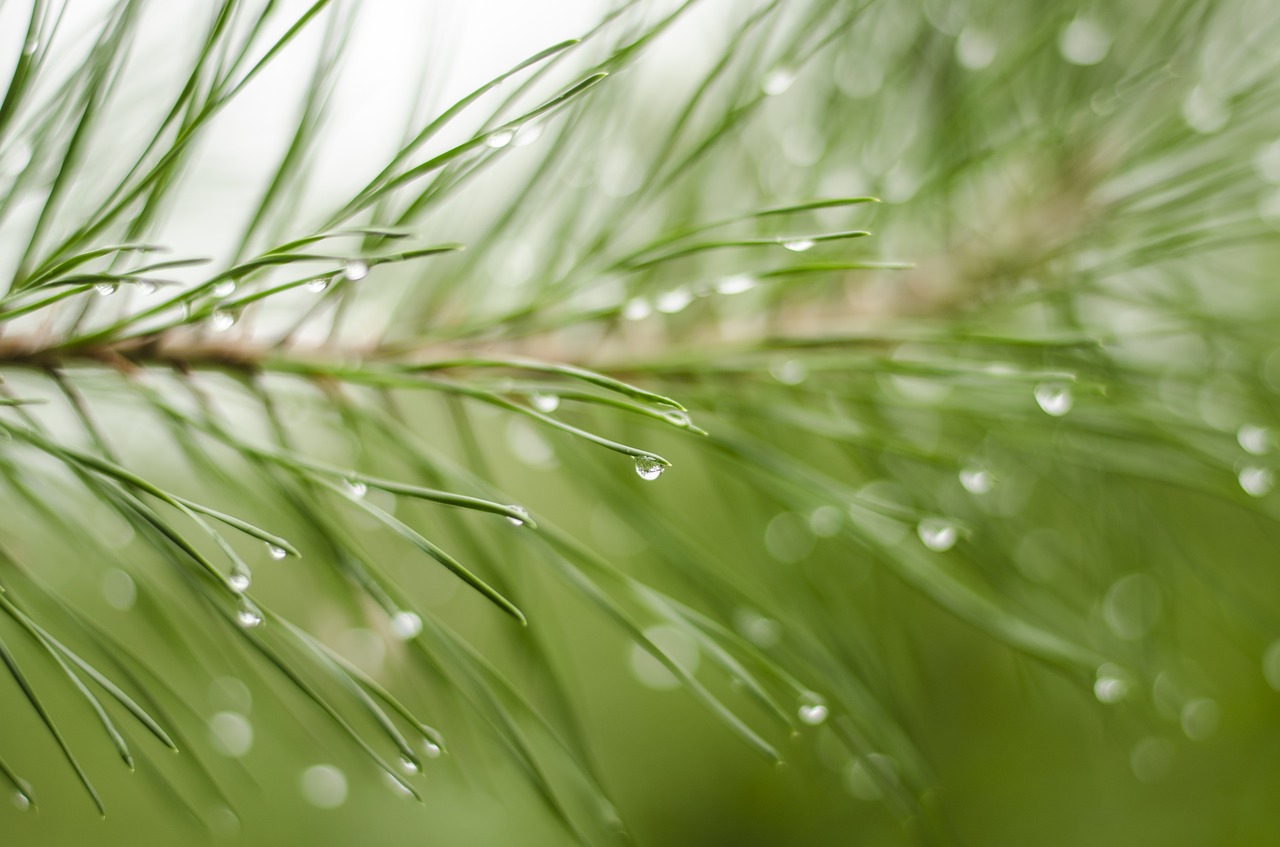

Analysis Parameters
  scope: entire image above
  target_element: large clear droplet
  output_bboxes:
[228,568,251,594]
[917,518,958,552]
[955,27,997,70]
[959,466,994,494]
[389,610,422,640]
[344,260,368,282]
[486,129,515,149]
[762,67,796,96]
[656,287,693,314]
[1058,17,1111,66]
[209,310,236,332]
[12,791,31,810]
[209,711,254,757]
[634,455,666,481]
[622,297,652,321]
[505,505,529,527]
[95,281,119,297]
[212,280,236,298]
[1237,424,1271,455]
[715,274,756,295]
[1239,465,1273,497]
[662,409,691,427]
[530,392,560,413]
[267,543,287,560]
[513,123,543,147]
[307,276,332,293]
[781,238,816,253]
[797,692,829,726]
[236,598,263,628]
[422,739,442,759]
[399,756,420,775]
[300,764,347,809]
[344,478,367,499]
[1094,674,1129,704]
[1035,382,1073,417]
[136,279,157,296]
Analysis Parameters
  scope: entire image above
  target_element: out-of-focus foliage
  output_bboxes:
[2,0,1280,844]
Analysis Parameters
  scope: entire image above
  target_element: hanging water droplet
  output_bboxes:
[662,409,691,427]
[1237,424,1271,455]
[655,287,693,314]
[1239,465,1273,497]
[307,276,332,293]
[530,392,560,413]
[267,543,287,560]
[622,297,652,321]
[1094,674,1129,704]
[715,274,756,295]
[422,739,442,759]
[344,478,367,499]
[344,260,368,282]
[959,466,994,494]
[22,37,39,56]
[917,518,958,552]
[136,279,157,296]
[235,598,263,628]
[762,67,796,96]
[486,129,515,149]
[1035,382,1073,417]
[389,610,422,640]
[228,568,251,594]
[634,455,666,481]
[12,790,30,810]
[512,123,543,147]
[209,310,236,332]
[384,772,414,797]
[95,281,119,297]
[399,756,419,775]
[211,280,236,298]
[781,238,816,253]
[797,692,829,726]
[505,505,529,526]
[1058,16,1111,66]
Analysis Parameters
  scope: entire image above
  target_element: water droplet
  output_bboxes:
[512,123,543,147]
[136,279,157,296]
[1180,697,1220,740]
[1130,737,1175,784]
[211,280,236,298]
[634,455,666,481]
[12,791,30,811]
[715,274,756,295]
[235,598,263,628]
[344,260,368,282]
[344,478,367,499]
[762,67,796,96]
[771,359,808,385]
[1035,382,1073,417]
[95,281,119,297]
[661,409,691,427]
[917,518,958,552]
[101,568,136,610]
[389,610,422,640]
[307,276,332,293]
[1254,140,1280,184]
[209,310,236,332]
[959,466,994,494]
[797,692,829,725]
[955,28,997,70]
[486,129,515,149]
[1238,424,1271,455]
[22,38,38,56]
[1058,17,1111,66]
[621,297,651,321]
[1262,640,1280,690]
[1094,674,1129,704]
[1182,86,1229,134]
[1239,465,1273,497]
[655,287,693,314]
[209,711,253,757]
[422,739,442,759]
[300,764,347,809]
[267,543,287,560]
[399,756,419,774]
[780,238,815,253]
[228,568,251,594]
[530,392,560,413]
[505,505,529,527]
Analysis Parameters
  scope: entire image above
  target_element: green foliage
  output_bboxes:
[2,0,1280,844]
